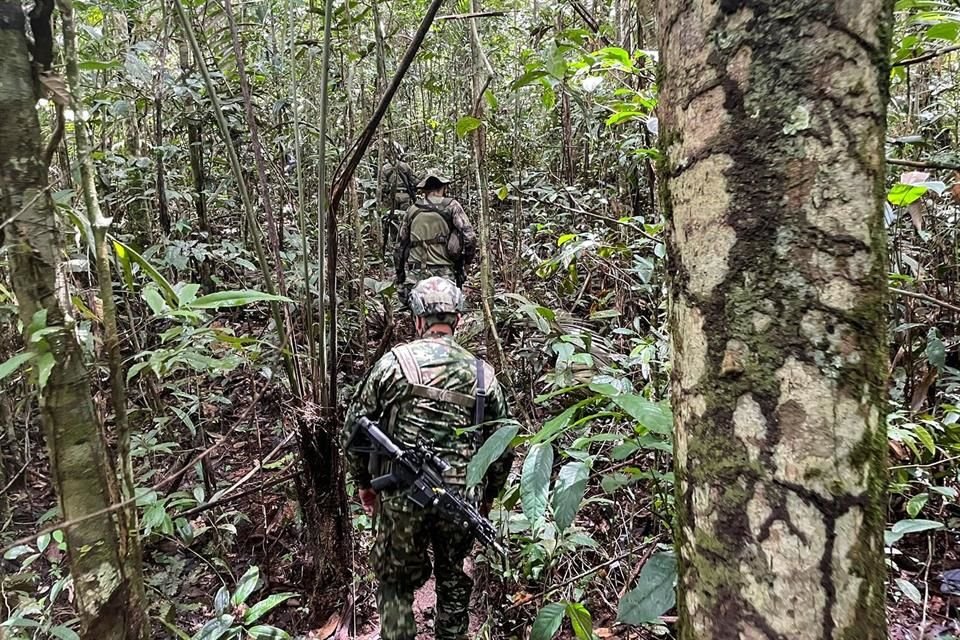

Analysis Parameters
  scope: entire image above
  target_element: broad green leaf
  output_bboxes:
[189,290,291,310]
[467,423,519,489]
[595,46,633,68]
[455,116,482,138]
[214,585,230,614]
[926,21,960,41]
[113,240,135,291]
[884,518,944,546]
[232,566,260,606]
[521,442,554,523]
[511,68,549,90]
[3,544,33,560]
[565,602,592,640]
[0,352,35,381]
[177,283,202,307]
[913,424,936,455]
[887,182,928,206]
[112,237,177,304]
[190,614,234,640]
[896,578,923,605]
[612,394,673,434]
[530,404,579,444]
[530,602,566,640]
[143,286,167,315]
[1,617,40,629]
[617,552,677,625]
[496,185,509,201]
[243,593,298,625]
[906,493,928,518]
[606,110,644,126]
[37,352,55,389]
[926,328,946,370]
[246,625,292,640]
[48,625,81,640]
[552,461,590,532]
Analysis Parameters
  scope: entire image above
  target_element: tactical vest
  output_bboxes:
[376,343,497,489]
[408,197,462,265]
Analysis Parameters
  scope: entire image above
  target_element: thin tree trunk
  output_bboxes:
[657,2,892,638]
[177,40,209,237]
[60,3,147,636]
[0,1,143,636]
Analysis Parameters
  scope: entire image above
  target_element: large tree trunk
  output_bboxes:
[0,1,143,637]
[657,2,892,638]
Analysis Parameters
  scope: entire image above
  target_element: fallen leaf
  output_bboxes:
[39,72,70,106]
[909,202,924,232]
[306,613,341,640]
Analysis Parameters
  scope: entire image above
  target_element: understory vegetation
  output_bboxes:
[1,0,959,638]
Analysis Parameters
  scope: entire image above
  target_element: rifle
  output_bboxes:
[347,416,505,556]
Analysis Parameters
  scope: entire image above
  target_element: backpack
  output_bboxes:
[409,197,463,260]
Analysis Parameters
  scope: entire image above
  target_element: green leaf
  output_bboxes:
[617,553,677,625]
[926,21,960,41]
[246,625,292,640]
[530,404,578,444]
[143,286,168,316]
[530,602,566,640]
[48,625,81,640]
[887,182,928,206]
[552,461,590,532]
[455,116,482,138]
[606,110,644,126]
[112,238,177,303]
[243,593,298,625]
[232,566,260,606]
[884,518,944,546]
[510,68,549,90]
[565,602,592,640]
[467,423,519,489]
[895,578,923,605]
[177,283,202,307]
[611,394,673,434]
[926,328,946,370]
[3,544,33,560]
[190,614,234,640]
[906,493,929,518]
[496,185,509,201]
[214,586,230,614]
[36,352,55,389]
[189,290,291,310]
[0,352,36,381]
[521,442,554,523]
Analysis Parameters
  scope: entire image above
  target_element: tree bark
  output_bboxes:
[0,1,144,636]
[657,2,892,638]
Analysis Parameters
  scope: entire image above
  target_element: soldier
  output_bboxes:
[394,169,476,302]
[380,145,418,257]
[342,277,515,640]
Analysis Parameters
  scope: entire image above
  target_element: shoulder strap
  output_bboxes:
[391,344,476,409]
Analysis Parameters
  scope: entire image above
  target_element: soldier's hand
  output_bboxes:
[359,488,378,516]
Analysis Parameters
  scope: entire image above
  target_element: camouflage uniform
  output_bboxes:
[394,170,477,298]
[380,161,418,256]
[342,280,513,640]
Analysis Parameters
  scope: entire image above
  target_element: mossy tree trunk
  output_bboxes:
[0,1,144,637]
[657,1,892,638]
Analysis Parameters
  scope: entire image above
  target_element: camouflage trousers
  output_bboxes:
[372,494,474,640]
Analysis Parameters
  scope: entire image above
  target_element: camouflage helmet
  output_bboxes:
[409,277,465,317]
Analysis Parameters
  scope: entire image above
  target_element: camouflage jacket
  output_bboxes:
[394,195,477,280]
[343,335,514,504]
[380,161,418,210]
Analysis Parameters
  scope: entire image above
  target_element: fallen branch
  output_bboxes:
[890,286,960,314]
[893,45,960,68]
[887,157,960,171]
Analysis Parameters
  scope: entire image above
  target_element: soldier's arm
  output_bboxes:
[450,200,477,267]
[394,207,414,283]
[481,381,517,505]
[342,355,399,489]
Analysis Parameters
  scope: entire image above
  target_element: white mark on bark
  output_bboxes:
[831,508,865,632]
[773,357,868,496]
[733,393,766,458]
[673,296,708,391]
[670,155,736,297]
[743,489,826,638]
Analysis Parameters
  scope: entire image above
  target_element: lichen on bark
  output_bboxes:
[658,0,892,637]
